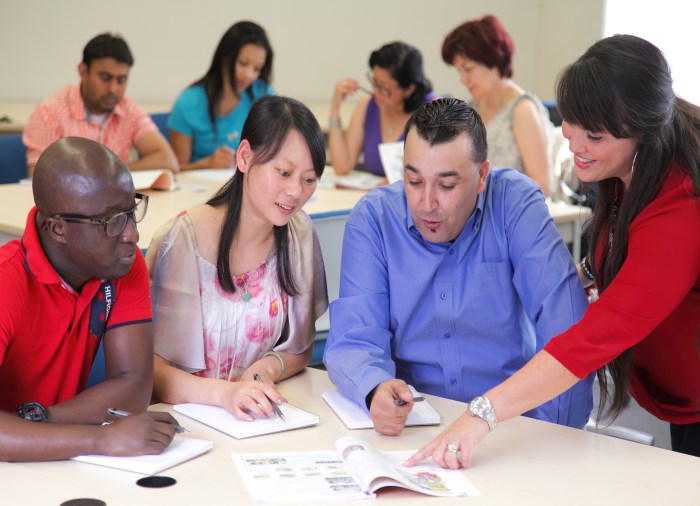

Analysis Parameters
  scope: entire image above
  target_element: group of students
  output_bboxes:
[0,15,698,468]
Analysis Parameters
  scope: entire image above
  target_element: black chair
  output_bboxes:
[0,134,28,184]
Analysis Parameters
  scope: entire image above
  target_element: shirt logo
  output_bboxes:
[89,281,115,338]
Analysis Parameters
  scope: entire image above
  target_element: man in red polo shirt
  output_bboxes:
[0,137,177,462]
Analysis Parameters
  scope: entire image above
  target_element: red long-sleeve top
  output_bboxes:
[546,167,700,424]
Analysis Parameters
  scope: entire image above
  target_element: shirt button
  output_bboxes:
[440,292,447,300]
[450,378,457,385]
[444,333,451,339]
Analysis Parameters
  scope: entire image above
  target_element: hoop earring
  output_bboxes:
[630,150,638,176]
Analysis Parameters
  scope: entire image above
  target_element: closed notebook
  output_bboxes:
[174,402,319,439]
[71,436,213,475]
[322,387,441,430]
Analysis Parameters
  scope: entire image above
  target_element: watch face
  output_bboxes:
[18,401,49,422]
[470,397,488,414]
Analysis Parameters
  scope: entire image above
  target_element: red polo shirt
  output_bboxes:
[0,207,152,411]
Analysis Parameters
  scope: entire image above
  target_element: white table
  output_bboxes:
[1,368,698,505]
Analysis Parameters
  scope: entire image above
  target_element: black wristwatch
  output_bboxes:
[17,401,49,423]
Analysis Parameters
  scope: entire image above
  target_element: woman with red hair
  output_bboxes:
[442,15,554,196]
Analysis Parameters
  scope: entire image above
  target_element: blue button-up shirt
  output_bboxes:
[324,169,593,428]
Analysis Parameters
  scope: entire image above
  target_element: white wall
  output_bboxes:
[0,0,604,105]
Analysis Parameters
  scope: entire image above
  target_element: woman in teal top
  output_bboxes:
[168,21,274,170]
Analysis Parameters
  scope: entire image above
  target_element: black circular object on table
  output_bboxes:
[136,475,177,488]
[60,499,107,506]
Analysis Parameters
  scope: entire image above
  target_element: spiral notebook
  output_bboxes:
[322,386,441,429]
[174,402,319,439]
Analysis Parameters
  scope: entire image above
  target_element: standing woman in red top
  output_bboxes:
[407,34,700,468]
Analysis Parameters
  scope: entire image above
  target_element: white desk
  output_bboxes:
[1,368,698,505]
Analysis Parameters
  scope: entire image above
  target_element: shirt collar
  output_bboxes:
[68,83,125,121]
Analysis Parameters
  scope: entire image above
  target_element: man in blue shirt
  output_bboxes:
[324,98,592,436]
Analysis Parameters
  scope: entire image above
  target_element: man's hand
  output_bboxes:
[97,411,178,456]
[369,379,415,435]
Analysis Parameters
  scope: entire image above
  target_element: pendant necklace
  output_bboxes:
[235,272,253,302]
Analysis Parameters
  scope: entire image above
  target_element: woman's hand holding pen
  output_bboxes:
[96,411,178,457]
[219,377,287,422]
[331,77,361,113]
[369,379,417,436]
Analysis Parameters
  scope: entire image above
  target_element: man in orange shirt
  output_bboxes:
[23,33,178,177]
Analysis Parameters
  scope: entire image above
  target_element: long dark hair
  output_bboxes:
[556,34,700,419]
[206,96,325,296]
[369,41,433,113]
[193,21,273,132]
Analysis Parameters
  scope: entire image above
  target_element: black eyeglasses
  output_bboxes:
[49,193,149,237]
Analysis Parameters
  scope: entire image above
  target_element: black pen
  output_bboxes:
[107,408,190,433]
[393,396,425,406]
[253,374,286,422]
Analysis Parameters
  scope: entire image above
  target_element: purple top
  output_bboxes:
[362,93,438,176]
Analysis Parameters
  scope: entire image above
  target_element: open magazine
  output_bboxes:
[231,436,479,502]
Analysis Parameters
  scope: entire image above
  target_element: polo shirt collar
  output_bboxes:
[68,83,125,121]
[21,207,65,285]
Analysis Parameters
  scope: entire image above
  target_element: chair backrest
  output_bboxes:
[150,112,170,141]
[0,134,28,184]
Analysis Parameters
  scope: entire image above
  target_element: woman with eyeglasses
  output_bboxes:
[442,15,554,196]
[146,96,328,421]
[168,21,274,171]
[328,41,436,177]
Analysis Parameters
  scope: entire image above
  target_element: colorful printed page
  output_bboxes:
[231,436,479,502]
[322,386,441,429]
[174,402,319,439]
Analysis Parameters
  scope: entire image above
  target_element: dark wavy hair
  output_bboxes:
[82,33,133,68]
[206,96,326,296]
[403,98,487,163]
[441,15,514,78]
[369,41,433,113]
[556,34,700,420]
[194,21,273,132]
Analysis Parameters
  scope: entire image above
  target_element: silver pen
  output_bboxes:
[107,408,190,433]
[253,374,286,422]
[393,396,425,406]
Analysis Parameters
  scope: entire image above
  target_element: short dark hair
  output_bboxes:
[82,33,134,68]
[442,15,514,78]
[404,98,488,163]
[207,96,325,296]
[369,41,433,113]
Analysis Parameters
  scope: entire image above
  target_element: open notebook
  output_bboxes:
[322,386,440,429]
[174,402,319,439]
[71,436,213,475]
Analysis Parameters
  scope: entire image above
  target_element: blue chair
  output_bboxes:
[150,112,170,141]
[0,134,28,184]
